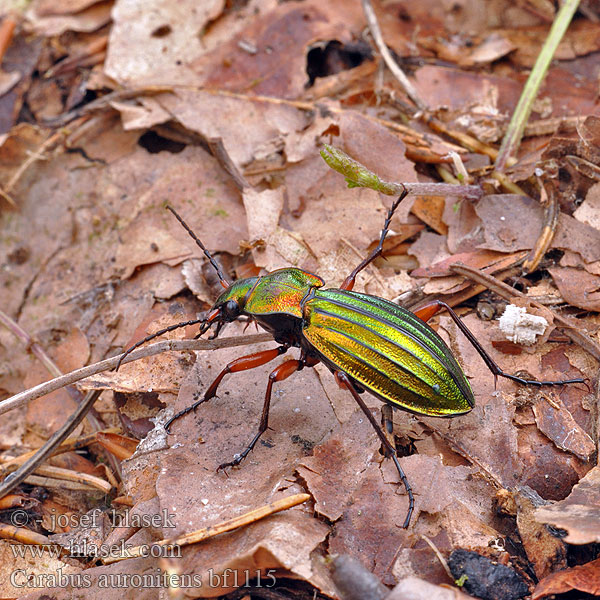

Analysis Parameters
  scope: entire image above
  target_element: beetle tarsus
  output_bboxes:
[164,398,208,433]
[341,186,408,291]
[418,299,585,388]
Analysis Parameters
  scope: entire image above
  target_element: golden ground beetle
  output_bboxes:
[117,188,583,527]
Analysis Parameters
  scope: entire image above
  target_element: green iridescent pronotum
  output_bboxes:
[117,187,583,528]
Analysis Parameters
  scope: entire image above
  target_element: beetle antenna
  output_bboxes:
[115,317,207,371]
[166,205,230,289]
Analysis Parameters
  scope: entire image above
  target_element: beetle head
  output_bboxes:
[200,277,259,338]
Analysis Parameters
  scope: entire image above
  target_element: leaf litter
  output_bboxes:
[0,0,599,599]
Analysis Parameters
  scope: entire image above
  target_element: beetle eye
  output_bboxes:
[222,300,240,320]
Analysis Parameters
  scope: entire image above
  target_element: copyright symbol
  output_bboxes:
[11,510,29,527]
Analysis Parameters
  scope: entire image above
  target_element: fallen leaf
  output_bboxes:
[533,397,596,461]
[532,556,600,600]
[534,466,600,545]
[547,266,600,311]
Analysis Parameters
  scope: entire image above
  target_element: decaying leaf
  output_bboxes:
[532,556,600,600]
[534,466,600,545]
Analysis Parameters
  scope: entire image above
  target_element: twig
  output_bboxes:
[20,475,103,492]
[321,144,482,200]
[0,309,103,425]
[0,523,56,547]
[0,333,273,417]
[0,428,119,473]
[522,179,559,273]
[44,34,108,78]
[17,463,112,494]
[1,131,64,199]
[422,113,502,163]
[420,534,454,580]
[0,391,103,498]
[101,493,311,564]
[361,0,427,110]
[449,263,600,363]
[495,0,581,171]
[490,171,527,195]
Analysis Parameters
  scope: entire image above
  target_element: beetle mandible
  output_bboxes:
[117,188,583,528]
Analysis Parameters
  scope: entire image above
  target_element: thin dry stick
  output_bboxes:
[19,464,112,494]
[102,493,311,564]
[0,309,65,379]
[0,428,118,474]
[21,475,102,492]
[420,534,453,580]
[521,179,559,273]
[0,522,56,547]
[0,309,103,427]
[361,0,426,110]
[490,171,527,195]
[449,263,600,363]
[0,333,272,417]
[424,115,502,163]
[1,131,64,200]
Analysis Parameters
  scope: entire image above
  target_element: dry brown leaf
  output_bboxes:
[475,195,600,263]
[0,540,83,598]
[534,466,600,545]
[154,89,309,167]
[548,266,600,311]
[573,182,600,230]
[532,556,600,600]
[503,20,600,67]
[27,0,112,35]
[104,0,225,87]
[533,398,595,462]
[411,196,448,235]
[513,488,567,580]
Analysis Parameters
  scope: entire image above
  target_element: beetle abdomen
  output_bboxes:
[303,289,475,416]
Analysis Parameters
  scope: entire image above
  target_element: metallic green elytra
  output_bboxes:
[303,288,474,416]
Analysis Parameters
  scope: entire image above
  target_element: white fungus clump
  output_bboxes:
[498,305,548,346]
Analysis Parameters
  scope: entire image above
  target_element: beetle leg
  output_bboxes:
[340,187,408,291]
[217,358,303,472]
[164,346,289,432]
[413,299,585,388]
[335,370,414,528]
